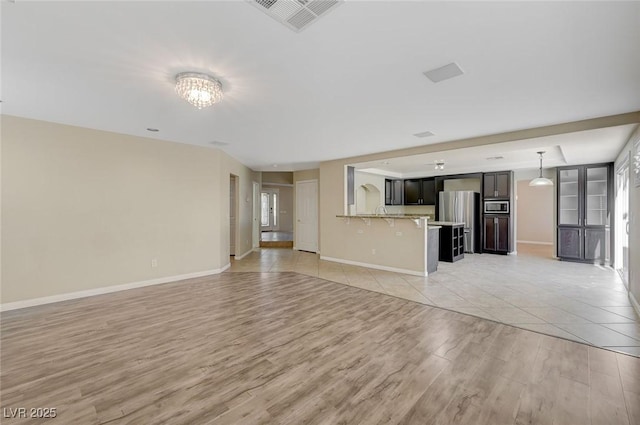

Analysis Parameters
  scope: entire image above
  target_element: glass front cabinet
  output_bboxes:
[557,163,612,264]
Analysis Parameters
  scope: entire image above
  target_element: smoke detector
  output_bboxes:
[249,0,343,32]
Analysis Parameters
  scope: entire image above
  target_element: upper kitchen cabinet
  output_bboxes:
[483,171,512,199]
[385,179,404,206]
[557,163,612,264]
[404,178,435,205]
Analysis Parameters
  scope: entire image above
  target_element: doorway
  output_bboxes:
[252,181,260,249]
[615,161,630,288]
[230,175,238,256]
[261,188,279,232]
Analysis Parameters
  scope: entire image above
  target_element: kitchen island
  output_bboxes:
[323,215,438,276]
[430,221,465,262]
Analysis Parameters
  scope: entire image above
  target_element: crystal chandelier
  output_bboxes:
[175,72,223,109]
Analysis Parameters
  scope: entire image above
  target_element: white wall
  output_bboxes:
[1,115,255,304]
[614,125,640,313]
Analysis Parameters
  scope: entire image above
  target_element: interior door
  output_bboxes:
[296,179,318,252]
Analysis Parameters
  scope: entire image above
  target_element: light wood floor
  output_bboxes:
[1,272,639,424]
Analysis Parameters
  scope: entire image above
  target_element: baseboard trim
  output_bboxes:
[234,249,253,260]
[0,266,229,312]
[630,292,640,318]
[320,256,427,277]
[517,240,554,245]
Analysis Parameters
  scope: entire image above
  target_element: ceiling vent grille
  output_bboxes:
[413,131,435,138]
[249,0,343,32]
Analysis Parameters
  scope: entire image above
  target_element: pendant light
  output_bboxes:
[529,151,554,186]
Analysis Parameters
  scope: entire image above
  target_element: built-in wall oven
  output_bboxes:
[484,200,509,214]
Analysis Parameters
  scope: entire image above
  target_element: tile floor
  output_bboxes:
[228,244,640,357]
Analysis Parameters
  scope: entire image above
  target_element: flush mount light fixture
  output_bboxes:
[175,72,223,109]
[434,161,445,170]
[529,151,554,186]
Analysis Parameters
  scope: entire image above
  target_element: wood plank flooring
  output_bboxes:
[1,272,639,424]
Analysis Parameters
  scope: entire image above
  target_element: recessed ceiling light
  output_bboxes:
[486,156,504,161]
[413,131,435,138]
[146,128,159,132]
[381,161,390,165]
[210,141,229,146]
[423,62,464,83]
[272,164,278,168]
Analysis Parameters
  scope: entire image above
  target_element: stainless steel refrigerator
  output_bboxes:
[438,191,480,253]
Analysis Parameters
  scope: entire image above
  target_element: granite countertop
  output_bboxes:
[428,225,442,230]
[429,221,465,226]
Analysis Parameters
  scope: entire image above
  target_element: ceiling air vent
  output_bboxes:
[249,0,343,32]
[413,131,435,138]
[423,62,464,83]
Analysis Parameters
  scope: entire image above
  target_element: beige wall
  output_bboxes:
[1,116,254,304]
[615,125,640,311]
[443,178,481,192]
[326,218,427,275]
[262,171,293,185]
[220,151,257,263]
[515,179,554,244]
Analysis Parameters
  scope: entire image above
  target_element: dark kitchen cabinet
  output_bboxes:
[484,215,509,254]
[483,171,511,199]
[557,163,612,264]
[422,178,436,205]
[385,179,404,206]
[404,178,435,205]
[438,224,464,262]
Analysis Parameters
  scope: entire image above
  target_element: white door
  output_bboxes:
[296,179,318,252]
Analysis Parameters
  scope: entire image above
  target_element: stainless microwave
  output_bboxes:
[484,200,509,214]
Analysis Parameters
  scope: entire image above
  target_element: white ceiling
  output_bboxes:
[2,1,640,171]
[355,124,639,178]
